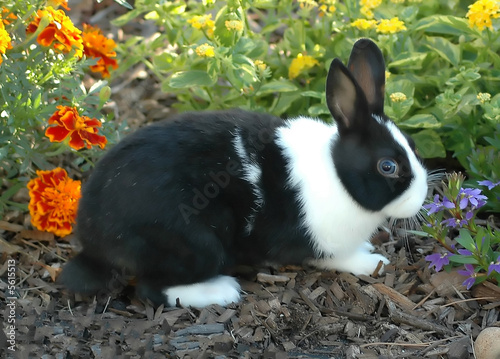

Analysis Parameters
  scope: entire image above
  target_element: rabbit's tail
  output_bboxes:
[58,252,113,294]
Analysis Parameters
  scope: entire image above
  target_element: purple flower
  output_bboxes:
[441,217,468,228]
[457,248,473,256]
[478,180,500,190]
[487,255,500,276]
[457,264,476,290]
[424,194,443,214]
[424,194,455,215]
[442,196,456,209]
[426,252,451,272]
[458,188,487,209]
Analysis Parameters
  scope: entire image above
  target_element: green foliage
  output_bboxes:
[0,1,118,216]
[112,0,499,184]
[1,0,500,220]
[422,173,500,289]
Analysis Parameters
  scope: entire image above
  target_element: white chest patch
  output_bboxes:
[275,117,385,258]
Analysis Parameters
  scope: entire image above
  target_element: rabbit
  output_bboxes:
[58,38,428,308]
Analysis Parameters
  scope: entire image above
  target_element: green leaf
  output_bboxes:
[283,21,305,53]
[406,230,431,237]
[257,80,299,95]
[111,0,133,10]
[455,229,476,252]
[308,104,329,117]
[0,147,7,161]
[424,36,461,66]
[476,227,490,254]
[234,37,259,55]
[169,71,216,88]
[414,15,476,37]
[111,9,144,27]
[388,53,427,70]
[272,92,302,116]
[301,91,323,99]
[448,255,479,265]
[399,114,441,129]
[33,91,42,110]
[89,80,107,95]
[386,79,415,97]
[411,129,446,158]
[152,52,176,72]
[0,181,25,202]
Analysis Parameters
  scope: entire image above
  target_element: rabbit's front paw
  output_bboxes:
[312,247,389,276]
[164,275,241,308]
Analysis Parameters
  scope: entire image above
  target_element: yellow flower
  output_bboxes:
[360,0,381,18]
[351,18,378,30]
[376,17,407,34]
[390,92,407,102]
[385,71,391,80]
[361,0,382,7]
[298,0,319,10]
[0,21,12,65]
[225,19,244,31]
[26,6,83,58]
[188,14,215,30]
[27,168,82,237]
[318,0,336,16]
[477,92,491,104]
[254,60,267,72]
[289,53,319,79]
[195,43,215,57]
[390,0,405,3]
[466,0,500,31]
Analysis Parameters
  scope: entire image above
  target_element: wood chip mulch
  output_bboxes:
[1,2,499,358]
[1,220,500,358]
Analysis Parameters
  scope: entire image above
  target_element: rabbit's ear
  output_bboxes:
[326,58,370,132]
[347,38,386,115]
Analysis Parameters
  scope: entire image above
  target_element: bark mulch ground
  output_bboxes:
[1,220,500,358]
[1,1,500,358]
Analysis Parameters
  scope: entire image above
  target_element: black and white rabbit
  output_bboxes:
[59,39,428,308]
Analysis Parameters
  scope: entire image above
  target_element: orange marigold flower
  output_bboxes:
[47,0,71,11]
[27,168,81,237]
[82,24,118,78]
[26,6,83,58]
[45,105,107,150]
[0,21,13,65]
[2,7,17,25]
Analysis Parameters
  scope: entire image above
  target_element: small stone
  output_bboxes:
[474,327,500,359]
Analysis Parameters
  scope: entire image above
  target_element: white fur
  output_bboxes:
[382,119,428,218]
[275,116,427,275]
[276,117,385,258]
[233,131,262,185]
[310,249,389,276]
[163,275,241,308]
[233,130,264,233]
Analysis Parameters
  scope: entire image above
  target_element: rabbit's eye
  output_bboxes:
[377,158,399,178]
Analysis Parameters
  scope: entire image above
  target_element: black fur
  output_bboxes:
[59,110,316,304]
[59,39,426,306]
